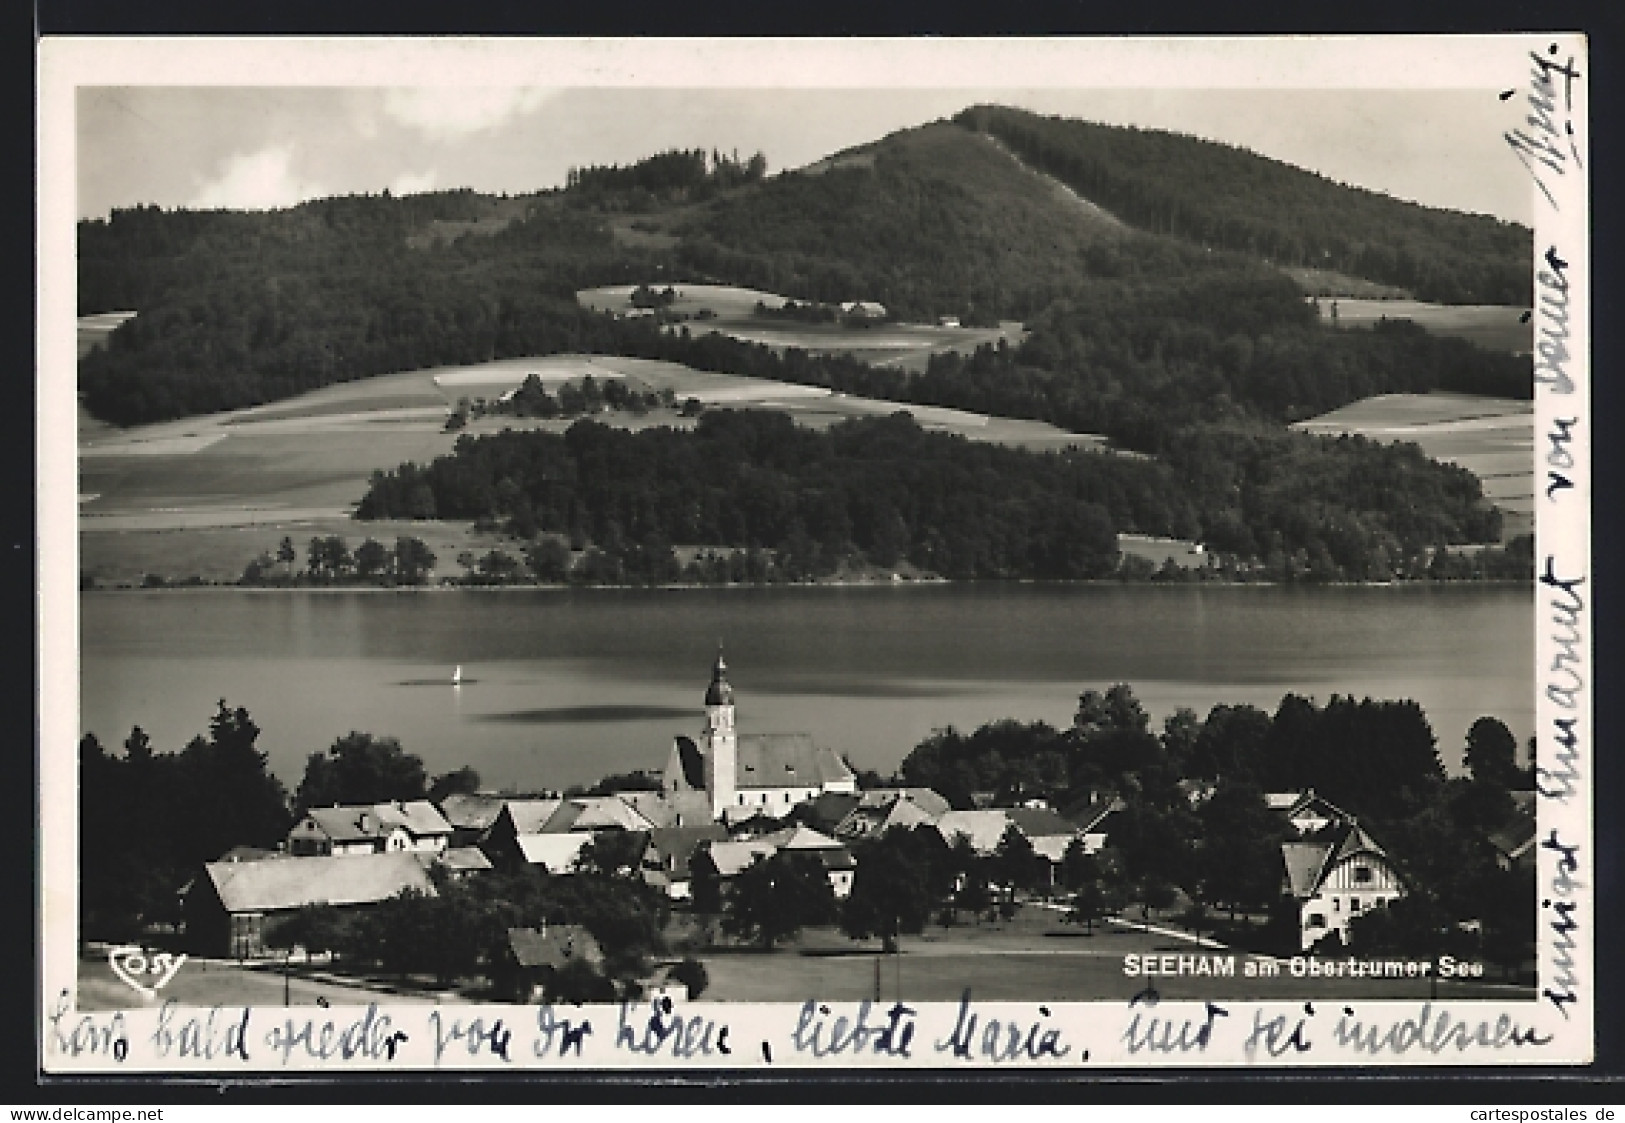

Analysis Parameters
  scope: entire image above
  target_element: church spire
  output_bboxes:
[705,643,734,706]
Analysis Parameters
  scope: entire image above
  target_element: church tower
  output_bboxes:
[701,648,737,819]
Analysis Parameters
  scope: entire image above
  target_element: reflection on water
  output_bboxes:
[480,705,700,725]
[79,585,1533,791]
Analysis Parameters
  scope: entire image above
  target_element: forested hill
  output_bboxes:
[672,121,1256,322]
[954,105,1531,305]
[358,410,1508,584]
[77,110,1529,431]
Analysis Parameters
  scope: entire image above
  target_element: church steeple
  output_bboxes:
[705,645,734,706]
[701,644,736,819]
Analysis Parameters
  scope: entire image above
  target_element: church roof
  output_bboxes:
[735,734,852,789]
[670,736,706,790]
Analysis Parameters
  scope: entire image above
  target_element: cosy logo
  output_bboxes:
[107,947,186,999]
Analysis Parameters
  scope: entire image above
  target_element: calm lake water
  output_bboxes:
[78,585,1533,791]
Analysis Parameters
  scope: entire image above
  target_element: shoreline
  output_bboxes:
[81,576,1536,594]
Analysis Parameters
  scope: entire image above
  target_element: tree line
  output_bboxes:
[354,410,1507,584]
[893,684,1532,968]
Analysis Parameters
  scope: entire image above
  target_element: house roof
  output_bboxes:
[736,734,853,789]
[437,793,507,831]
[543,796,655,834]
[301,806,386,844]
[1285,790,1348,823]
[646,825,729,879]
[1063,795,1124,834]
[1281,841,1330,899]
[500,799,566,835]
[804,791,864,833]
[619,790,713,829]
[670,736,706,790]
[507,926,603,970]
[204,852,435,914]
[701,838,779,878]
[431,846,494,873]
[516,833,593,873]
[934,810,1013,855]
[760,824,844,851]
[1281,821,1396,899]
[1006,806,1081,839]
[217,846,285,864]
[372,799,453,838]
[858,788,949,816]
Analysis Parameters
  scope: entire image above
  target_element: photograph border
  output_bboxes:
[36,33,1596,1078]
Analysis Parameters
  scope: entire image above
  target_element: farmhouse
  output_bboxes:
[1280,819,1406,951]
[286,800,453,857]
[185,851,435,958]
[829,787,951,843]
[839,301,888,320]
[437,792,508,848]
[640,824,730,900]
[693,823,857,899]
[1266,789,1351,837]
[493,925,605,1002]
[481,795,656,873]
[662,652,856,821]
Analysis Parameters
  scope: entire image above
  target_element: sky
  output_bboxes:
[76,85,1535,227]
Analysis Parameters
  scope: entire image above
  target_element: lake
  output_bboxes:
[78,584,1533,791]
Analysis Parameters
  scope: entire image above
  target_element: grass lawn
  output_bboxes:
[691,910,1533,1004]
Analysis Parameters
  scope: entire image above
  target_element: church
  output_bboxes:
[663,651,857,821]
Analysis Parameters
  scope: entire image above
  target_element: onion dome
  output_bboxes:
[705,648,734,705]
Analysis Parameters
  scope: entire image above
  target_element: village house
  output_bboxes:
[185,851,435,958]
[492,924,605,1002]
[663,652,857,821]
[481,795,656,873]
[1267,789,1350,837]
[436,792,508,848]
[1062,794,1124,855]
[932,805,1088,881]
[692,824,858,899]
[828,787,951,843]
[286,800,453,857]
[639,824,730,900]
[1280,819,1407,951]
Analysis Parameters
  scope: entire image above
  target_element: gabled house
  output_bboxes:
[493,925,605,1002]
[1062,795,1124,855]
[831,788,949,843]
[1280,820,1406,951]
[640,824,730,900]
[692,824,857,899]
[185,851,435,958]
[481,796,654,873]
[436,792,508,848]
[286,800,453,858]
[1266,789,1350,837]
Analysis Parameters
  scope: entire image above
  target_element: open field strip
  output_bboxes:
[1294,392,1533,539]
[1316,299,1531,354]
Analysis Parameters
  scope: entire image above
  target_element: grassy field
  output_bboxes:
[692,909,1528,1004]
[76,324,1098,582]
[1294,392,1533,540]
[576,283,1027,373]
[1316,299,1532,355]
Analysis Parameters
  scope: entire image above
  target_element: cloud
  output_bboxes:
[189,146,328,211]
[390,169,439,196]
[382,88,555,138]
